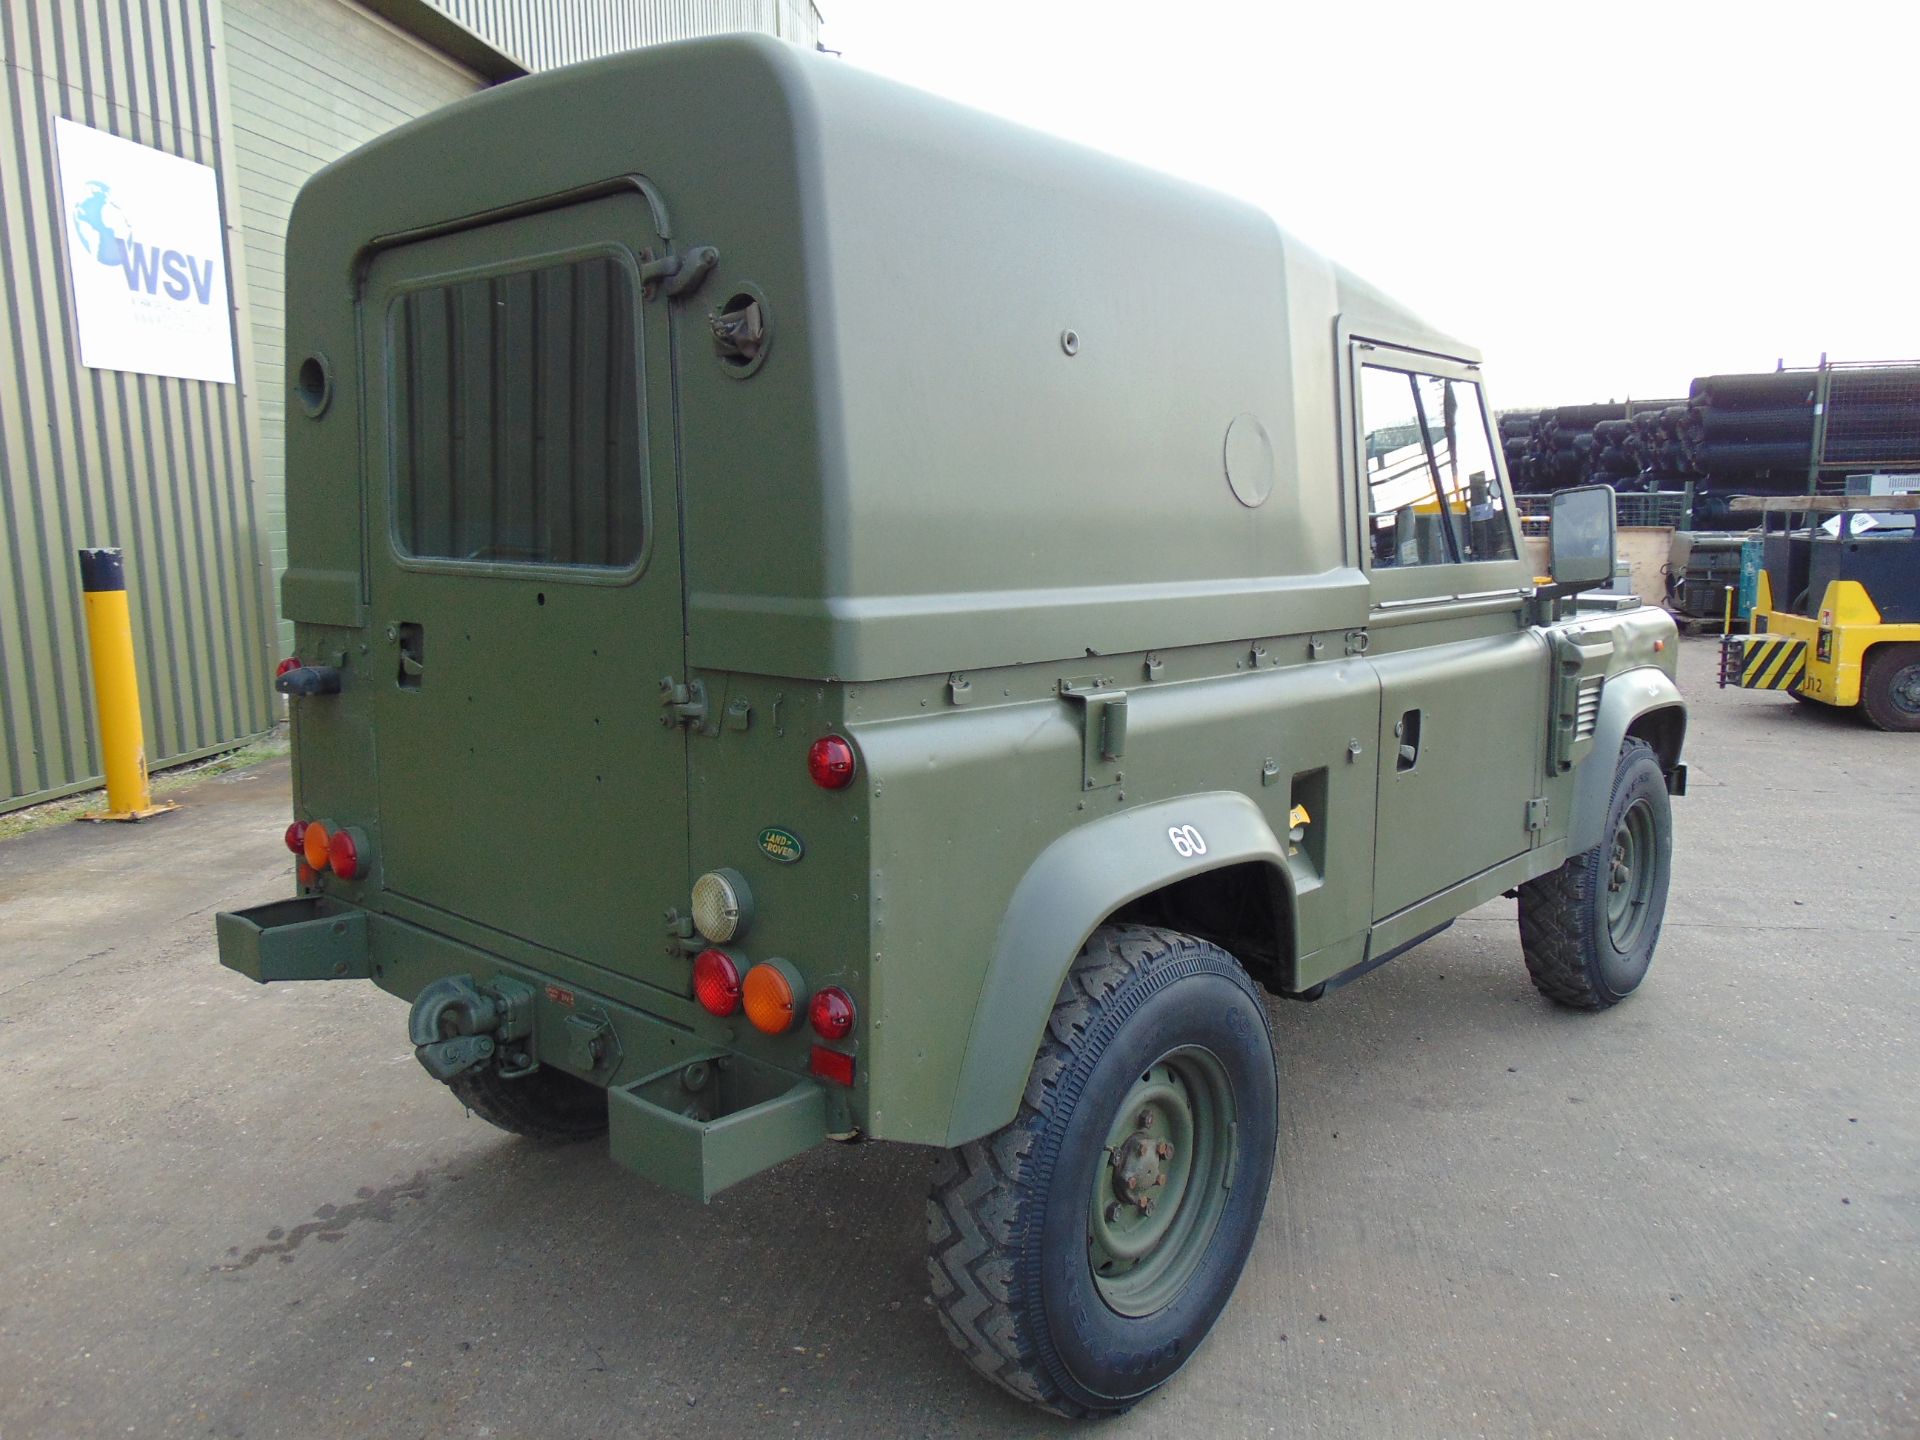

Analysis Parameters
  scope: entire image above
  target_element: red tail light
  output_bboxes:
[808,735,857,790]
[693,949,743,1016]
[808,986,856,1041]
[284,820,307,854]
[809,1045,855,1087]
[275,655,302,679]
[328,828,364,880]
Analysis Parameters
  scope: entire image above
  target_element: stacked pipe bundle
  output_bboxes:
[1499,412,1542,490]
[1685,372,1815,481]
[1506,365,1919,526]
[1683,372,1816,527]
[1502,399,1700,495]
[1636,404,1698,487]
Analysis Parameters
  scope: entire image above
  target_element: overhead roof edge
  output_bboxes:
[354,0,531,83]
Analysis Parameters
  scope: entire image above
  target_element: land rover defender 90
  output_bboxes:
[216,36,1686,1416]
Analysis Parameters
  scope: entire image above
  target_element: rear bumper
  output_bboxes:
[214,896,830,1201]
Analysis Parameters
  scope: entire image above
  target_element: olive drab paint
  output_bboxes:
[215,36,1686,1202]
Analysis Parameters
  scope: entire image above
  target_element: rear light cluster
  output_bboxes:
[285,819,366,881]
[691,956,854,1040]
[687,856,858,1084]
[275,656,303,680]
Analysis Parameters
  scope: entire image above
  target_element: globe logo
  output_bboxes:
[71,180,134,268]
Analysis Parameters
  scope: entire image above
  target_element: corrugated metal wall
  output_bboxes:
[431,0,822,72]
[0,0,276,813]
[224,0,482,656]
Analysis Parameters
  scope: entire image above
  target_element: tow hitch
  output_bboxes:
[408,974,536,1081]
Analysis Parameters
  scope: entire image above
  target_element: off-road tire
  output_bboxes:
[448,1064,609,1142]
[1518,737,1672,1009]
[926,924,1278,1417]
[1860,643,1920,732]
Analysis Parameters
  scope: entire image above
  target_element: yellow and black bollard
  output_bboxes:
[76,548,176,822]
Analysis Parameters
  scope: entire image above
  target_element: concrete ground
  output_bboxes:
[1,635,1914,1439]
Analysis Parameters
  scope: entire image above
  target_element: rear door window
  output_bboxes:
[389,253,644,570]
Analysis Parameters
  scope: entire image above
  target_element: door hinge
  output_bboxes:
[660,675,710,730]
[1526,797,1549,832]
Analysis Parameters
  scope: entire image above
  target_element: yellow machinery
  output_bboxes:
[1720,495,1920,731]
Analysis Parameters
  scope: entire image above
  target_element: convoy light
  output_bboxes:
[328,827,365,880]
[691,869,751,943]
[809,1045,855,1087]
[742,959,804,1034]
[284,820,307,855]
[693,949,743,1017]
[302,820,332,870]
[807,735,857,790]
[808,986,856,1042]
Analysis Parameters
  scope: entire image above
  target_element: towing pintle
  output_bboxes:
[408,974,535,1081]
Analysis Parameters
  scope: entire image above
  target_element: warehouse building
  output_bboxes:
[0,0,822,812]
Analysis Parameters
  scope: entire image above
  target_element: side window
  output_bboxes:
[390,254,645,570]
[1359,363,1517,568]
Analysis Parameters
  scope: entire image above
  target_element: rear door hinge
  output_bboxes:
[659,675,710,730]
[1526,797,1549,832]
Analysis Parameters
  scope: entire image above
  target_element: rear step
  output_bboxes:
[609,1054,826,1203]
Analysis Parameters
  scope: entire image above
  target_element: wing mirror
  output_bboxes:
[1548,484,1617,589]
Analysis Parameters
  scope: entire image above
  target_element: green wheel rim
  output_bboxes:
[1605,796,1657,951]
[1086,1046,1237,1318]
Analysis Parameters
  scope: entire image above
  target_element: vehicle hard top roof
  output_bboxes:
[290,35,1489,680]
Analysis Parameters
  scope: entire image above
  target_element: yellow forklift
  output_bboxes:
[1720,494,1920,730]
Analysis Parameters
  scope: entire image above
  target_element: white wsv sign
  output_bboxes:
[53,117,237,384]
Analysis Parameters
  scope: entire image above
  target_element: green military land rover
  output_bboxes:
[217,35,1687,1417]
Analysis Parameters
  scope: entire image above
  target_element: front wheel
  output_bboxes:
[926,924,1277,1417]
[1518,737,1673,1008]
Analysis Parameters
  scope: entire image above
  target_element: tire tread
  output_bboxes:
[925,924,1205,1418]
[1517,736,1660,1009]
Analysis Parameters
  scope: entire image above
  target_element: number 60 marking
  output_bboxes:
[1167,823,1207,858]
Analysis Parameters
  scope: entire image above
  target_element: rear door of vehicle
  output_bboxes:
[1349,340,1546,920]
[359,192,690,993]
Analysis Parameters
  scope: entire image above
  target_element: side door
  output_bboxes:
[1351,341,1547,920]
[358,191,693,995]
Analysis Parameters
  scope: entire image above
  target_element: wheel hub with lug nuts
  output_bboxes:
[1109,1114,1174,1218]
[1086,1049,1237,1318]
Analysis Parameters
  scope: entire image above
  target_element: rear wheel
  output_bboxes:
[926,924,1277,1417]
[1518,738,1672,1009]
[1860,643,1920,732]
[448,1064,609,1142]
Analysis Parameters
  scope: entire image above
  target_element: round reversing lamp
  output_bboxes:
[691,869,752,944]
